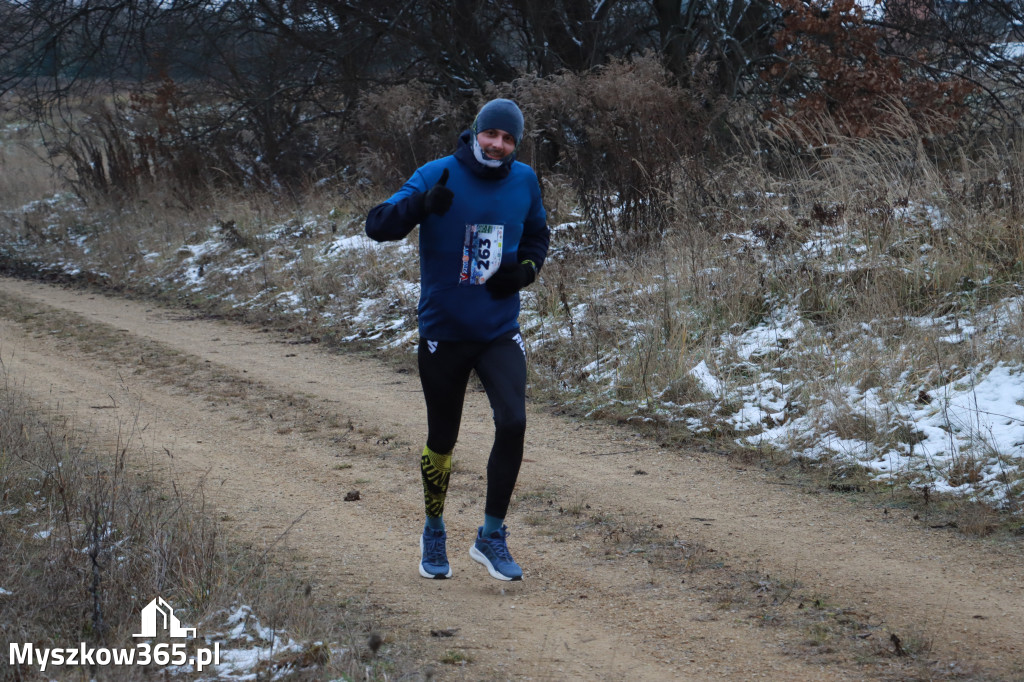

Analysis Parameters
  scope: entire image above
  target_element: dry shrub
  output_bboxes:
[959,132,1024,221]
[511,54,723,251]
[952,499,1001,536]
[354,82,462,188]
[46,75,345,203]
[719,111,1024,326]
[530,224,744,415]
[51,93,224,202]
[764,0,974,139]
[56,101,146,196]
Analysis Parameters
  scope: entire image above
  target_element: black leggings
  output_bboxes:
[418,331,527,520]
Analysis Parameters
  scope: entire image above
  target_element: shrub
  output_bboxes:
[511,55,723,251]
[353,82,462,188]
[763,0,975,140]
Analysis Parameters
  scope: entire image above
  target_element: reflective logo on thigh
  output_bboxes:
[512,333,525,356]
[427,340,438,354]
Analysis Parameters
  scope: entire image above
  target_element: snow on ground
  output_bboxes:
[721,312,1024,502]
[166,604,340,680]
[673,226,1024,505]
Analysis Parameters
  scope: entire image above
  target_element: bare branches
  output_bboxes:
[3,0,1024,197]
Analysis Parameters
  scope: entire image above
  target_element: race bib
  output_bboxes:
[459,224,503,285]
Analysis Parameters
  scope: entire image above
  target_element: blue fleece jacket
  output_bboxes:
[365,131,549,342]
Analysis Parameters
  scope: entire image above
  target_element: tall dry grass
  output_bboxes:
[0,366,400,679]
[0,368,218,659]
[510,107,1024,515]
[0,124,61,212]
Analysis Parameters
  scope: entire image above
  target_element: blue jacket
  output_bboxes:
[365,131,549,342]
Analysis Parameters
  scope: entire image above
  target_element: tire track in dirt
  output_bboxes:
[1,276,1022,681]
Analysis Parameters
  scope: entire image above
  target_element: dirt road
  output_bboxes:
[1,276,1022,681]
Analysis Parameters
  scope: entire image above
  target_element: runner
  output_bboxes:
[365,98,550,581]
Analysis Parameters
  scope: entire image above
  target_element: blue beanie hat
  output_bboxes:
[472,99,524,145]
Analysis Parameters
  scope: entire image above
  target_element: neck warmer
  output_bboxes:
[455,130,514,180]
[472,135,504,168]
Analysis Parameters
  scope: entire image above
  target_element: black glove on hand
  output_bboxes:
[421,167,453,216]
[486,261,536,298]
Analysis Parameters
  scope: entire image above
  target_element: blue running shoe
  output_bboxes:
[419,527,452,579]
[470,525,523,581]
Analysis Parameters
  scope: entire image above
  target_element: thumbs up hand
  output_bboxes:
[422,167,453,216]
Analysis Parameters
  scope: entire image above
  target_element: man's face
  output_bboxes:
[476,129,516,161]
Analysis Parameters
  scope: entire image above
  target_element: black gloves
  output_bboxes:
[421,167,453,216]
[486,261,537,298]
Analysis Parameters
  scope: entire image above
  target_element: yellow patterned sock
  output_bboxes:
[421,445,452,519]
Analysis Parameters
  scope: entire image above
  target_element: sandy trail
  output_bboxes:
[1,276,1022,681]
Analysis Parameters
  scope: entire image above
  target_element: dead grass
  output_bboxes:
[0,372,213,662]
[0,362,405,680]
[0,110,60,213]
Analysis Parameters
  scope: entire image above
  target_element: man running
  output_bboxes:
[365,98,549,581]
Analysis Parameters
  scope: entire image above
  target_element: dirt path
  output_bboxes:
[1,276,1022,681]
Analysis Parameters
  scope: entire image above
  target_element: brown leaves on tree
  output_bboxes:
[763,0,975,139]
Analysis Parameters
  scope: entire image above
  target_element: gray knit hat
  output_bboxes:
[472,99,524,145]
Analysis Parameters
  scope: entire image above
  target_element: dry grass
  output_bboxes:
[0,374,212,665]
[0,366,401,680]
[0,128,61,212]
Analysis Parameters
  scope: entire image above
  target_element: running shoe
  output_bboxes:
[419,527,452,579]
[470,525,523,581]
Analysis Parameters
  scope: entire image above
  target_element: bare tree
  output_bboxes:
[652,0,779,95]
[871,0,1024,124]
[0,1,370,192]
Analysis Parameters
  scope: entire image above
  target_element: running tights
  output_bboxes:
[417,331,527,520]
